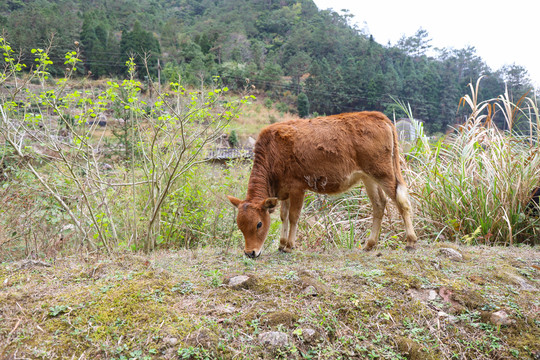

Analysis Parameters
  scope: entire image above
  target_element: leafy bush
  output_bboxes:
[0,37,253,255]
[264,97,273,109]
[228,129,239,147]
[275,101,289,114]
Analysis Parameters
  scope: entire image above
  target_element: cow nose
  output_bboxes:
[244,250,256,258]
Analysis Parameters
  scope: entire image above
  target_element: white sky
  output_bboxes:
[313,0,540,88]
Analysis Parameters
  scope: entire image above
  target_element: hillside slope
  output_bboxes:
[1,244,538,359]
[1,0,535,132]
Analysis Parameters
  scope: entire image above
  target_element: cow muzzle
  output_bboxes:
[244,249,261,258]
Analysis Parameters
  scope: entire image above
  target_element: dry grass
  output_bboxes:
[232,97,300,140]
[1,245,538,359]
[394,81,540,246]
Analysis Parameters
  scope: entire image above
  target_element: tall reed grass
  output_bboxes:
[405,78,540,245]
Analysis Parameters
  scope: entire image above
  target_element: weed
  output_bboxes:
[48,305,69,317]
[204,269,223,287]
[172,281,195,294]
[177,347,211,359]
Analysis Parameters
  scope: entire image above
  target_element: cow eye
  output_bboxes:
[257,221,262,229]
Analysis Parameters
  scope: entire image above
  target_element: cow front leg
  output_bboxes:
[279,192,304,252]
[279,199,290,251]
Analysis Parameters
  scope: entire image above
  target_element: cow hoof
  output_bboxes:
[363,245,375,252]
[363,240,377,252]
[278,246,293,253]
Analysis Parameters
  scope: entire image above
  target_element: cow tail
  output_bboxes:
[391,123,404,185]
[391,123,409,205]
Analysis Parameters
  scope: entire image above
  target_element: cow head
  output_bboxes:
[227,196,278,258]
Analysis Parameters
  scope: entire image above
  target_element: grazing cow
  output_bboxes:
[228,112,417,258]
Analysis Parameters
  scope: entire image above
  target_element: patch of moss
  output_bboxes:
[261,311,298,328]
[451,289,486,310]
[383,268,423,290]
[37,276,198,357]
[298,275,330,295]
[396,336,437,360]
[503,318,540,354]
[253,276,291,294]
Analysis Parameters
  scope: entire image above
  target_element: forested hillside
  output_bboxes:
[0,0,535,132]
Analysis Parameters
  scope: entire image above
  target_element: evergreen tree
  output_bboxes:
[285,51,311,94]
[80,12,119,78]
[297,92,309,118]
[120,21,161,78]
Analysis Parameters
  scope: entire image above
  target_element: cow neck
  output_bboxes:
[246,157,273,202]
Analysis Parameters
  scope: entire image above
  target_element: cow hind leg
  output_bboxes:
[377,176,417,250]
[368,174,417,251]
[363,178,387,251]
[395,183,417,250]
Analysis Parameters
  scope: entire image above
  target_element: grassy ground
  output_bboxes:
[1,244,538,359]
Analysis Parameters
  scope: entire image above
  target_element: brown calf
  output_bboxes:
[228,112,417,258]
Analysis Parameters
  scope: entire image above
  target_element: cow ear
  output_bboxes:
[227,195,242,208]
[262,197,278,211]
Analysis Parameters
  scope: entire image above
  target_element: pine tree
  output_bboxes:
[80,12,118,78]
[120,21,161,78]
[297,92,309,118]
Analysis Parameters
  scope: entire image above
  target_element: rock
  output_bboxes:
[490,310,514,326]
[294,328,318,343]
[299,269,318,278]
[438,247,463,261]
[408,288,439,302]
[438,311,458,323]
[163,336,178,346]
[258,331,289,347]
[17,260,52,269]
[505,273,537,292]
[247,137,256,147]
[185,328,218,349]
[303,285,318,297]
[227,275,256,290]
[229,275,249,287]
[302,328,317,342]
[163,347,177,359]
